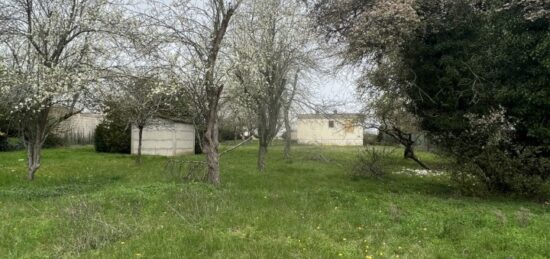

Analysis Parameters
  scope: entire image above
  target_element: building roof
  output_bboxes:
[297,113,364,120]
[156,115,193,124]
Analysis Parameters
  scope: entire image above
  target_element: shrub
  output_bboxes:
[219,126,239,142]
[515,207,533,227]
[363,133,378,146]
[350,147,389,178]
[451,147,550,198]
[388,203,402,222]
[494,210,507,225]
[376,132,400,146]
[0,132,9,151]
[450,163,489,197]
[94,120,130,154]
[43,134,65,148]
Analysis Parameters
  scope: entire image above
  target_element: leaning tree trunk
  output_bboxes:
[402,133,430,170]
[403,142,430,170]
[381,127,430,170]
[136,125,144,164]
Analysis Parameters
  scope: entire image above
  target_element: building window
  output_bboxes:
[328,120,334,128]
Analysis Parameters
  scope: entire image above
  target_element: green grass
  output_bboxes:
[0,144,548,258]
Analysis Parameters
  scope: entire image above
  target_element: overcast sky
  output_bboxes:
[310,68,362,113]
[129,0,364,114]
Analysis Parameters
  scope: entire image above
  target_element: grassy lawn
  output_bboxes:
[0,144,548,258]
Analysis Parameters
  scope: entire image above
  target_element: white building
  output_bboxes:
[131,118,195,156]
[296,113,364,146]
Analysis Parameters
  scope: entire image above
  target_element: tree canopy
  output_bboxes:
[314,0,550,195]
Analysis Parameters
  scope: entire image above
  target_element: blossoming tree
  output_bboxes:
[0,0,122,180]
[142,0,243,185]
[229,0,317,171]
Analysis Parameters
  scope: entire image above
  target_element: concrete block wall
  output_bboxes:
[54,113,103,144]
[297,117,363,146]
[131,118,195,156]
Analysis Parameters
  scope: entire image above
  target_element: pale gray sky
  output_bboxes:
[310,68,362,113]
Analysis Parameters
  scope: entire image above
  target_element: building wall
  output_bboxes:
[131,118,194,156]
[290,130,298,141]
[55,113,103,145]
[297,118,363,146]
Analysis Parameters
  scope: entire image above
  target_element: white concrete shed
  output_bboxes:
[131,118,195,156]
[296,113,364,146]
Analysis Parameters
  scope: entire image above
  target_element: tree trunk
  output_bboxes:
[283,72,298,161]
[203,115,220,185]
[257,143,268,172]
[199,0,240,185]
[404,144,430,170]
[283,106,292,161]
[23,108,49,181]
[203,91,222,185]
[194,132,204,154]
[382,128,430,170]
[136,126,144,164]
[26,140,42,180]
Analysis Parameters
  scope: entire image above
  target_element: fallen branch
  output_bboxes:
[220,137,253,156]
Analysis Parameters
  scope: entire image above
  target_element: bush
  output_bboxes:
[94,120,131,154]
[0,132,9,151]
[350,147,390,178]
[43,134,65,148]
[376,132,400,146]
[451,147,550,198]
[363,133,378,146]
[219,126,239,142]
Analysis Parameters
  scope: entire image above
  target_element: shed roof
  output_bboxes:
[297,113,363,120]
[156,115,193,124]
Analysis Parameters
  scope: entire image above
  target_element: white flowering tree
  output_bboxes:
[103,72,171,164]
[0,0,122,180]
[229,0,317,171]
[141,0,243,185]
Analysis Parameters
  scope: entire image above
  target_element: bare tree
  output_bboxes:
[0,0,123,180]
[143,0,243,185]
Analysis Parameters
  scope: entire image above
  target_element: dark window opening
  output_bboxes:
[328,120,335,128]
